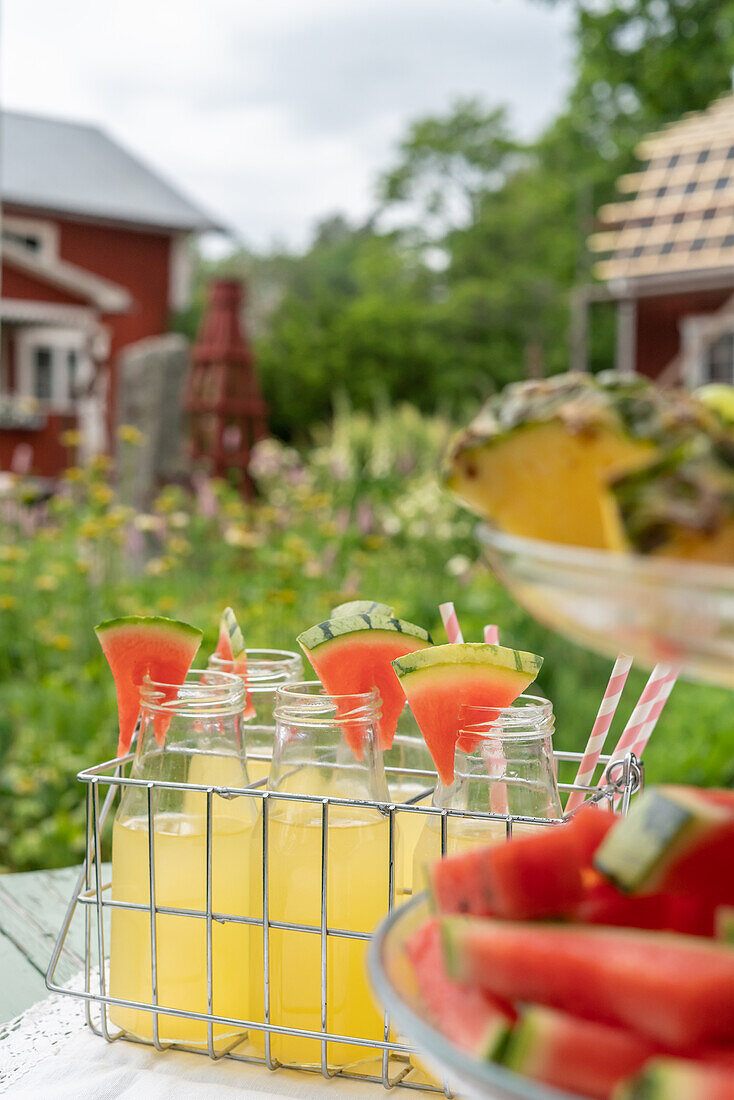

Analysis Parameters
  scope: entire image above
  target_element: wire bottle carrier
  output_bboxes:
[46,745,642,1094]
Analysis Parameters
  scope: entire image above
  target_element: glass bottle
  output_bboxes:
[109,670,257,1050]
[411,694,562,895]
[208,648,303,783]
[248,681,391,1071]
[384,703,436,898]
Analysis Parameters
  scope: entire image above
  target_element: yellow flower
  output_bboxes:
[223,525,262,548]
[64,466,84,483]
[364,535,384,551]
[167,536,190,556]
[79,519,103,540]
[51,634,73,651]
[117,424,143,445]
[224,500,245,518]
[269,588,297,605]
[145,557,169,577]
[318,522,339,538]
[91,454,112,473]
[90,483,114,506]
[168,511,190,529]
[49,562,68,578]
[0,595,17,610]
[76,560,91,575]
[60,429,82,448]
[0,545,28,563]
[157,596,176,612]
[104,505,132,529]
[34,574,59,591]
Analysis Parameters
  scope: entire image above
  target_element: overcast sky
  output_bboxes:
[2,0,573,252]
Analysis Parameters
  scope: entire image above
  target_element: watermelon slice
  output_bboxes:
[594,786,734,902]
[501,1005,659,1100]
[95,616,203,757]
[297,614,432,751]
[614,1057,734,1100]
[330,599,395,618]
[430,804,614,920]
[406,917,514,1060]
[215,606,255,719]
[716,907,734,943]
[576,876,717,936]
[441,918,734,1049]
[392,643,543,784]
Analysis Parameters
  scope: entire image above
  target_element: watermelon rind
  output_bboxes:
[220,606,245,658]
[392,642,542,679]
[298,614,432,652]
[613,1057,733,1100]
[95,615,203,642]
[330,599,395,618]
[594,786,730,895]
[716,906,734,943]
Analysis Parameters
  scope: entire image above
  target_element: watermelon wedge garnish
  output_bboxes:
[392,643,543,785]
[215,606,255,719]
[297,613,432,751]
[330,599,395,618]
[95,615,203,757]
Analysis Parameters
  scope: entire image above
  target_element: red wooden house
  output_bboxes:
[574,93,734,386]
[0,110,221,476]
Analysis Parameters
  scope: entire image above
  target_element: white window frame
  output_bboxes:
[2,215,59,262]
[16,327,90,412]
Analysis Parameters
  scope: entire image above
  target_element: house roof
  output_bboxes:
[590,94,734,287]
[1,110,223,233]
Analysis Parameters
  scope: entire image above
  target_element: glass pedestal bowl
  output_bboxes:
[369,894,579,1100]
[477,524,734,689]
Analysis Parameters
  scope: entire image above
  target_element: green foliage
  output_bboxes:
[2,410,733,871]
[210,1,734,440]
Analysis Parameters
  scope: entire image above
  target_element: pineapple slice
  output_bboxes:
[446,372,707,550]
[610,440,734,564]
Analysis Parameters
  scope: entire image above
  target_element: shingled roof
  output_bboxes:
[1,110,223,233]
[590,94,734,285]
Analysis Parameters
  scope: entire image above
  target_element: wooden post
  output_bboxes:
[615,298,637,375]
[569,286,589,373]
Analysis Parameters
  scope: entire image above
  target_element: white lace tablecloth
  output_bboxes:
[0,978,398,1099]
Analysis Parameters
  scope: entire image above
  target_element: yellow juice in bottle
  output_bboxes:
[109,796,255,1049]
[392,789,432,898]
[249,790,391,1068]
[245,756,271,785]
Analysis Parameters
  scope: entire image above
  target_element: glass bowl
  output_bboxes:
[369,894,580,1100]
[477,524,734,690]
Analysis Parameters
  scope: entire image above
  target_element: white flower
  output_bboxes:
[133,513,160,533]
[445,554,472,577]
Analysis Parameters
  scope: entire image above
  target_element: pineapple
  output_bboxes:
[609,438,734,564]
[446,371,709,549]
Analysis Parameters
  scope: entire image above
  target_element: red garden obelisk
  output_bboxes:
[186,278,268,492]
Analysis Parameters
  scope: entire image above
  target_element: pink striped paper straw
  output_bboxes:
[484,624,499,645]
[602,662,679,785]
[618,670,679,766]
[565,653,633,814]
[439,602,464,644]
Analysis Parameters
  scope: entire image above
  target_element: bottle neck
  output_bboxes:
[435,696,562,820]
[271,681,388,802]
[207,648,303,692]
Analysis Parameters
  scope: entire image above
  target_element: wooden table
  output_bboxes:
[0,866,85,1023]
